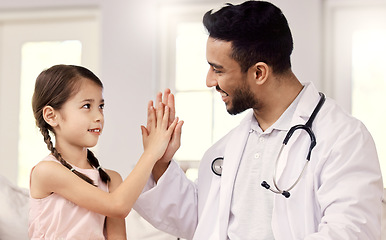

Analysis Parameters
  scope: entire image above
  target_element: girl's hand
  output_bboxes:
[149,89,184,165]
[141,102,178,161]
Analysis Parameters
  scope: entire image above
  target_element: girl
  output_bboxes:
[29,64,182,239]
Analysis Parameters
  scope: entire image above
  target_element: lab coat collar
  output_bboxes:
[291,82,321,122]
[275,82,322,181]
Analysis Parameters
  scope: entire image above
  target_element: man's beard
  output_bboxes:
[227,86,256,115]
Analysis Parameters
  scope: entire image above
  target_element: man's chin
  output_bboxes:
[226,106,247,115]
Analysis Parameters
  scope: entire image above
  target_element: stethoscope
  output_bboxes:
[211,92,326,198]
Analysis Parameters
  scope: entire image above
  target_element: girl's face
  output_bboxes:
[54,78,104,151]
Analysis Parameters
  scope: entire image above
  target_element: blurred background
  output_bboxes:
[0,0,385,239]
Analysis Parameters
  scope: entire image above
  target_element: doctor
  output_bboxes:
[134,1,383,239]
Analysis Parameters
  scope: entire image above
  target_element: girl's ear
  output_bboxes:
[42,106,58,127]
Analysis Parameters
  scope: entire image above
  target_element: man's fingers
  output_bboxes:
[171,120,183,142]
[167,117,179,135]
[168,93,176,125]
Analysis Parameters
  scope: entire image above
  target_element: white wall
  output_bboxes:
[98,0,158,176]
[99,0,323,177]
[0,0,323,239]
[0,0,323,178]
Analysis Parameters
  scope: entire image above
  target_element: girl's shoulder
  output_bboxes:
[30,156,68,199]
[33,155,63,174]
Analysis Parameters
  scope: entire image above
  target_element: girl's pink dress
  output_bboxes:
[29,155,108,240]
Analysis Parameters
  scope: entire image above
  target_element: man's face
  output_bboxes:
[206,37,257,115]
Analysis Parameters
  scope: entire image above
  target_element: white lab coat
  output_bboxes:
[134,82,383,240]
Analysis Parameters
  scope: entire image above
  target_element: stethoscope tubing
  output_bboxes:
[271,143,310,194]
[211,92,326,199]
[262,92,325,198]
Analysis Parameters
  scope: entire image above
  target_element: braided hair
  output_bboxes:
[32,64,110,185]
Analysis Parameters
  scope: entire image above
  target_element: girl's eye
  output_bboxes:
[83,104,91,109]
[99,104,105,110]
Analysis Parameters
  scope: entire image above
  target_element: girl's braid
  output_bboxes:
[87,149,110,184]
[41,127,95,185]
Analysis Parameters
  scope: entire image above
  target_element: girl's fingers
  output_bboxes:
[162,88,171,105]
[150,89,176,131]
[156,102,165,128]
[147,100,154,130]
[162,105,170,128]
[156,91,162,108]
[140,125,149,147]
[148,100,154,109]
[148,105,156,132]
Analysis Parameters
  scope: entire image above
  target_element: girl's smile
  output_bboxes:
[88,128,102,135]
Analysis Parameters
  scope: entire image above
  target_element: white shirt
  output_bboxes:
[228,88,304,240]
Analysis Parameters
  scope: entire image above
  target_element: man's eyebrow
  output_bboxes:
[208,62,224,69]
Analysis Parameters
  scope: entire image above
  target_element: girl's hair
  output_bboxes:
[32,64,110,185]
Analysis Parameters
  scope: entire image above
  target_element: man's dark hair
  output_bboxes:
[203,1,293,73]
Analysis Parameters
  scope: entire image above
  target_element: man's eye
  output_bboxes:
[212,67,221,74]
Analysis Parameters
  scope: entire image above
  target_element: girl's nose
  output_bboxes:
[94,110,103,122]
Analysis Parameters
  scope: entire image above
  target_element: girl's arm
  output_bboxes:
[105,169,127,239]
[30,103,179,219]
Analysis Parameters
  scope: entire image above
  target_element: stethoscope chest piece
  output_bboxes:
[211,157,224,176]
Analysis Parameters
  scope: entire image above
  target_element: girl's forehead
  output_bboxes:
[70,78,103,100]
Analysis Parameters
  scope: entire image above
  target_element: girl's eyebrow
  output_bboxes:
[81,99,105,103]
[81,99,95,103]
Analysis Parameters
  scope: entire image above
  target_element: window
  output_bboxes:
[0,8,99,187]
[325,1,386,185]
[158,4,247,180]
[352,30,386,180]
[18,41,82,188]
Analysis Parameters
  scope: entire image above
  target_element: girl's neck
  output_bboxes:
[55,144,92,169]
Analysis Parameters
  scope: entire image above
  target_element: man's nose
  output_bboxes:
[206,68,218,88]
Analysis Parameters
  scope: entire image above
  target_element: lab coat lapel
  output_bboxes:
[275,82,321,182]
[218,111,253,239]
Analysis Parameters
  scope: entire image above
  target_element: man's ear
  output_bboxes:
[250,62,270,86]
[42,106,58,127]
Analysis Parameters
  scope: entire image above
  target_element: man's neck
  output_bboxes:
[253,71,303,131]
